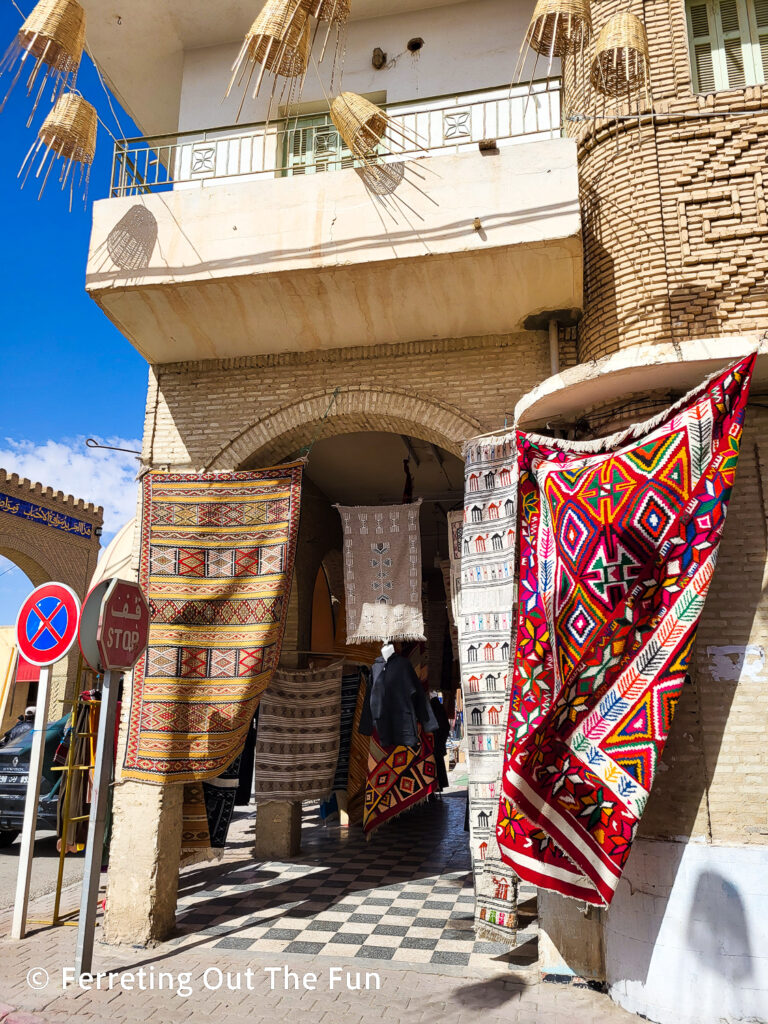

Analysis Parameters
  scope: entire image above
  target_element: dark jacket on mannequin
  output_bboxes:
[370,654,438,748]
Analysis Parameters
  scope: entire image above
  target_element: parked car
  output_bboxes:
[0,714,69,847]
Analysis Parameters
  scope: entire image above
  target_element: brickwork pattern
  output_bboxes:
[562,0,768,361]
[141,334,552,472]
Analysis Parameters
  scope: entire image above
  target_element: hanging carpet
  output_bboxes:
[458,438,520,944]
[347,671,372,825]
[252,660,345,801]
[181,754,242,859]
[363,725,437,836]
[336,501,425,644]
[122,464,303,783]
[332,666,366,791]
[498,354,756,907]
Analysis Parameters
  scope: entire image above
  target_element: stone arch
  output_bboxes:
[0,531,50,590]
[204,386,483,470]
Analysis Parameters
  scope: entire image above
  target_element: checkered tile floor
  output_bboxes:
[174,777,538,971]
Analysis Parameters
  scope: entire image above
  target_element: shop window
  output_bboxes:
[687,0,768,91]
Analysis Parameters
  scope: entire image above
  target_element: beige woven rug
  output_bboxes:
[252,660,344,801]
[336,501,425,644]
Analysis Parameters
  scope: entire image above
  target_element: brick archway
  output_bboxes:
[204,386,484,470]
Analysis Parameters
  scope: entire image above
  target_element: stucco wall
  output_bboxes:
[178,0,545,132]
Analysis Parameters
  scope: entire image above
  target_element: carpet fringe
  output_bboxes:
[364,789,434,840]
[475,922,519,946]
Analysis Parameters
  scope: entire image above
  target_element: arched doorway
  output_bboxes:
[171,427,486,970]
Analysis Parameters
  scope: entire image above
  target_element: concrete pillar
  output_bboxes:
[103,781,183,946]
[537,890,606,983]
[254,800,302,860]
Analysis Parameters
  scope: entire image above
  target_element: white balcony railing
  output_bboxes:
[110,81,562,198]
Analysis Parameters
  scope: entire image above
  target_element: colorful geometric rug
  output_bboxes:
[122,465,303,783]
[252,660,344,801]
[497,354,756,906]
[337,501,426,643]
[458,438,520,944]
[364,725,437,836]
[332,666,366,791]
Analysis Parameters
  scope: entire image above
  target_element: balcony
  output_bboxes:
[86,83,583,365]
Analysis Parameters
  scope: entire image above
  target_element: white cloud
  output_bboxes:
[0,436,142,542]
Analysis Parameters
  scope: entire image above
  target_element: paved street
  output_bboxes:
[0,832,84,912]
[0,770,643,1023]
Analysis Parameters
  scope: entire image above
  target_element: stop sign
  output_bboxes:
[96,579,150,672]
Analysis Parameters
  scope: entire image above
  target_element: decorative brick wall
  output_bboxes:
[141,333,553,472]
[562,0,768,361]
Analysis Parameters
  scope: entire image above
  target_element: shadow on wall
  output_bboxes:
[687,871,753,982]
[90,204,159,273]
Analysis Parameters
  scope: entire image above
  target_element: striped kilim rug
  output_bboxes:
[122,465,303,783]
[252,660,345,801]
[498,355,756,906]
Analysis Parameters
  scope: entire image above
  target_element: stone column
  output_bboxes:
[103,781,183,946]
[254,801,302,859]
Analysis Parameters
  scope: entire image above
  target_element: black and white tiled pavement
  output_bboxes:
[174,775,538,972]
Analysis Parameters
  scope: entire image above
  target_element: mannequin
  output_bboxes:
[381,642,395,662]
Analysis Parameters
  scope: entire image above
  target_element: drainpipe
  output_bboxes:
[549,319,560,377]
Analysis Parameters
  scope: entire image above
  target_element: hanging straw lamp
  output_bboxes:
[330,92,424,167]
[331,92,388,158]
[18,91,97,208]
[227,0,311,109]
[525,0,592,56]
[590,11,650,97]
[0,0,86,122]
[300,0,351,23]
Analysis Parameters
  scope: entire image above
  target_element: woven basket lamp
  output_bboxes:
[19,91,97,207]
[227,0,311,106]
[300,0,351,23]
[0,0,86,121]
[526,0,592,56]
[590,12,650,96]
[331,92,389,159]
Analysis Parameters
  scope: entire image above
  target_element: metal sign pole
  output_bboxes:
[74,669,119,977]
[11,665,52,940]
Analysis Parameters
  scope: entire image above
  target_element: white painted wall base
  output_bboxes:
[605,838,768,1024]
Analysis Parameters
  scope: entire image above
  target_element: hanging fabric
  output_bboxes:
[252,660,344,801]
[122,463,303,784]
[336,501,426,644]
[458,438,520,945]
[497,354,756,907]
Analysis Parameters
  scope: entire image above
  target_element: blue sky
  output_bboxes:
[0,2,147,622]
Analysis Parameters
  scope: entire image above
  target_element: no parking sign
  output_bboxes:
[15,582,81,667]
[12,581,81,942]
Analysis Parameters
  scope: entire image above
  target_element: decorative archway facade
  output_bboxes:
[0,470,103,714]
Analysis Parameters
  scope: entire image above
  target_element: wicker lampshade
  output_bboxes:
[235,0,311,79]
[590,12,649,96]
[526,0,592,56]
[39,90,97,163]
[331,92,388,158]
[300,0,351,23]
[0,0,86,120]
[19,91,97,206]
[17,0,85,75]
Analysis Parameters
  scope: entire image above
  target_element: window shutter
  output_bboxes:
[753,0,768,80]
[718,0,748,86]
[688,1,718,90]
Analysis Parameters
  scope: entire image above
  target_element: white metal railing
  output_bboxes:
[109,81,562,198]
